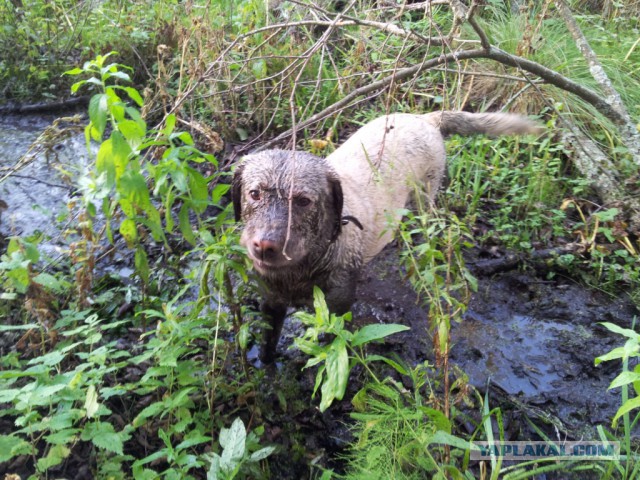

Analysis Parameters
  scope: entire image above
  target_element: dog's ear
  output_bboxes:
[328,174,343,242]
[232,163,245,222]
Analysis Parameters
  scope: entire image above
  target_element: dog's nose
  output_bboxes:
[252,238,282,261]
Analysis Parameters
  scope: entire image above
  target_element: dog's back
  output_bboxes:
[327,111,541,262]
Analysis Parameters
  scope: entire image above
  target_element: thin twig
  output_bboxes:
[2,174,72,191]
[254,47,489,151]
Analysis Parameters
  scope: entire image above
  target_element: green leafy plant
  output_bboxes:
[294,287,410,412]
[0,310,133,475]
[204,417,275,480]
[344,362,475,480]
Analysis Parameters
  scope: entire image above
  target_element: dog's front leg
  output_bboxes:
[259,300,288,364]
[324,269,359,316]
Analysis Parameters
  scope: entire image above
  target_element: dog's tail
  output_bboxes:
[425,111,543,137]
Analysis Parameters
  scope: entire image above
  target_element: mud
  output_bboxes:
[269,244,637,443]
[355,247,637,439]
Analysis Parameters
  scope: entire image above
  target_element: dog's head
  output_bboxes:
[232,150,343,274]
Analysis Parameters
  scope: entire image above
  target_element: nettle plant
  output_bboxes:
[65,52,228,282]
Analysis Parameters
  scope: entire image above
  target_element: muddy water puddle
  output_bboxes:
[343,246,637,437]
[454,313,574,396]
[0,115,87,250]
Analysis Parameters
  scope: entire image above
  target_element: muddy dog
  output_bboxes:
[232,111,542,362]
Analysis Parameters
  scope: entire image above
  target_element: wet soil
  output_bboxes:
[262,243,638,477]
[353,245,635,438]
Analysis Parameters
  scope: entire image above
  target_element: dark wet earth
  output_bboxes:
[270,244,637,459]
[362,246,633,433]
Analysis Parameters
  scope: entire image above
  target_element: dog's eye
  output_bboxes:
[249,190,261,201]
[295,197,311,207]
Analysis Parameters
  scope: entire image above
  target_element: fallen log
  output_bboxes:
[0,96,90,115]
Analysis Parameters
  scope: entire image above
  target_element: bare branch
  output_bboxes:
[254,48,489,151]
[483,47,626,125]
[289,0,448,46]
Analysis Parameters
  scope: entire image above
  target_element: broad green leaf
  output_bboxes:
[164,188,176,233]
[133,467,159,480]
[351,323,410,347]
[296,338,323,357]
[27,349,65,366]
[88,94,108,140]
[119,218,138,247]
[0,388,20,403]
[119,197,135,218]
[6,266,29,293]
[320,337,349,411]
[164,113,176,136]
[0,434,31,463]
[45,428,80,445]
[170,131,194,146]
[363,354,409,375]
[312,287,330,326]
[187,168,209,213]
[594,208,619,222]
[81,421,124,455]
[118,170,150,209]
[64,67,84,75]
[140,202,164,242]
[212,183,230,204]
[599,322,639,340]
[85,385,100,418]
[238,323,250,350]
[96,138,116,188]
[37,444,70,472]
[596,339,640,365]
[250,446,275,461]
[118,119,146,151]
[46,409,84,431]
[172,167,188,193]
[135,247,150,284]
[175,434,211,451]
[123,86,144,106]
[32,272,65,293]
[612,395,640,427]
[111,130,133,182]
[133,401,166,427]
[71,80,86,93]
[0,323,40,331]
[220,417,246,466]
[178,204,196,245]
[351,387,368,412]
[430,430,473,450]
[104,70,131,83]
[207,453,221,480]
[311,364,326,399]
[608,370,640,390]
[19,383,67,407]
[106,88,125,122]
